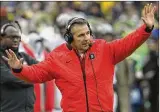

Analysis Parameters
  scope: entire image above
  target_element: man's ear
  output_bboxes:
[0,36,6,42]
[0,36,2,41]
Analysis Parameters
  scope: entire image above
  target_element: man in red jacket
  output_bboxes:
[3,4,156,112]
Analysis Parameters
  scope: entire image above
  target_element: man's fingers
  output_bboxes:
[142,8,145,18]
[144,5,147,16]
[143,3,156,17]
[9,49,17,60]
[2,56,9,61]
[149,3,152,12]
[145,4,148,14]
[146,4,150,13]
[151,6,156,14]
[5,50,12,59]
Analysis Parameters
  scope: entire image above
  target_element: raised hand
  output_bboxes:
[141,3,156,29]
[2,49,23,69]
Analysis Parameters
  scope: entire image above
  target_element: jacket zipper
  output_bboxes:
[79,56,89,112]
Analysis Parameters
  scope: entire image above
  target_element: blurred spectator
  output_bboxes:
[56,13,72,36]
[86,2,104,18]
[95,22,115,41]
[0,7,8,27]
[142,30,159,112]
[22,32,55,112]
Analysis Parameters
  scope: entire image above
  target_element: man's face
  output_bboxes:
[71,24,92,53]
[1,26,21,50]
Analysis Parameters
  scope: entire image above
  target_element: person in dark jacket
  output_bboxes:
[0,21,38,112]
[142,36,159,112]
[2,4,156,112]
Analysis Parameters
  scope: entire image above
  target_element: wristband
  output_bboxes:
[145,25,154,33]
[12,67,23,73]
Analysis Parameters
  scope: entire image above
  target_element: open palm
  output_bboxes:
[2,49,23,69]
[141,3,156,29]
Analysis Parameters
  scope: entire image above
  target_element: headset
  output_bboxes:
[1,21,22,37]
[64,17,92,44]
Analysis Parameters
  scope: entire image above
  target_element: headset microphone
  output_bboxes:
[89,53,95,59]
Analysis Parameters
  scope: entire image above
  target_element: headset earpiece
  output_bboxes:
[64,17,92,44]
[64,32,73,44]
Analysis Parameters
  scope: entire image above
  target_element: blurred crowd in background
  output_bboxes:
[0,1,159,112]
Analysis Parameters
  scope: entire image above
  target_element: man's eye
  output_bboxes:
[78,34,83,37]
[87,31,90,35]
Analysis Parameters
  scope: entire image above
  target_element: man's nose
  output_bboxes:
[84,34,90,40]
[13,38,18,41]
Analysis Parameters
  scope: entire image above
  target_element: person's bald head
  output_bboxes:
[3,25,21,37]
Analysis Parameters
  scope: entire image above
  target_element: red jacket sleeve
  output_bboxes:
[12,52,59,83]
[108,24,151,65]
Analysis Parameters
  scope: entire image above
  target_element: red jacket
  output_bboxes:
[13,24,151,112]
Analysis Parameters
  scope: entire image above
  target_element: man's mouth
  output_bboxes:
[82,43,88,46]
[12,44,19,48]
[82,43,90,48]
[82,41,90,46]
